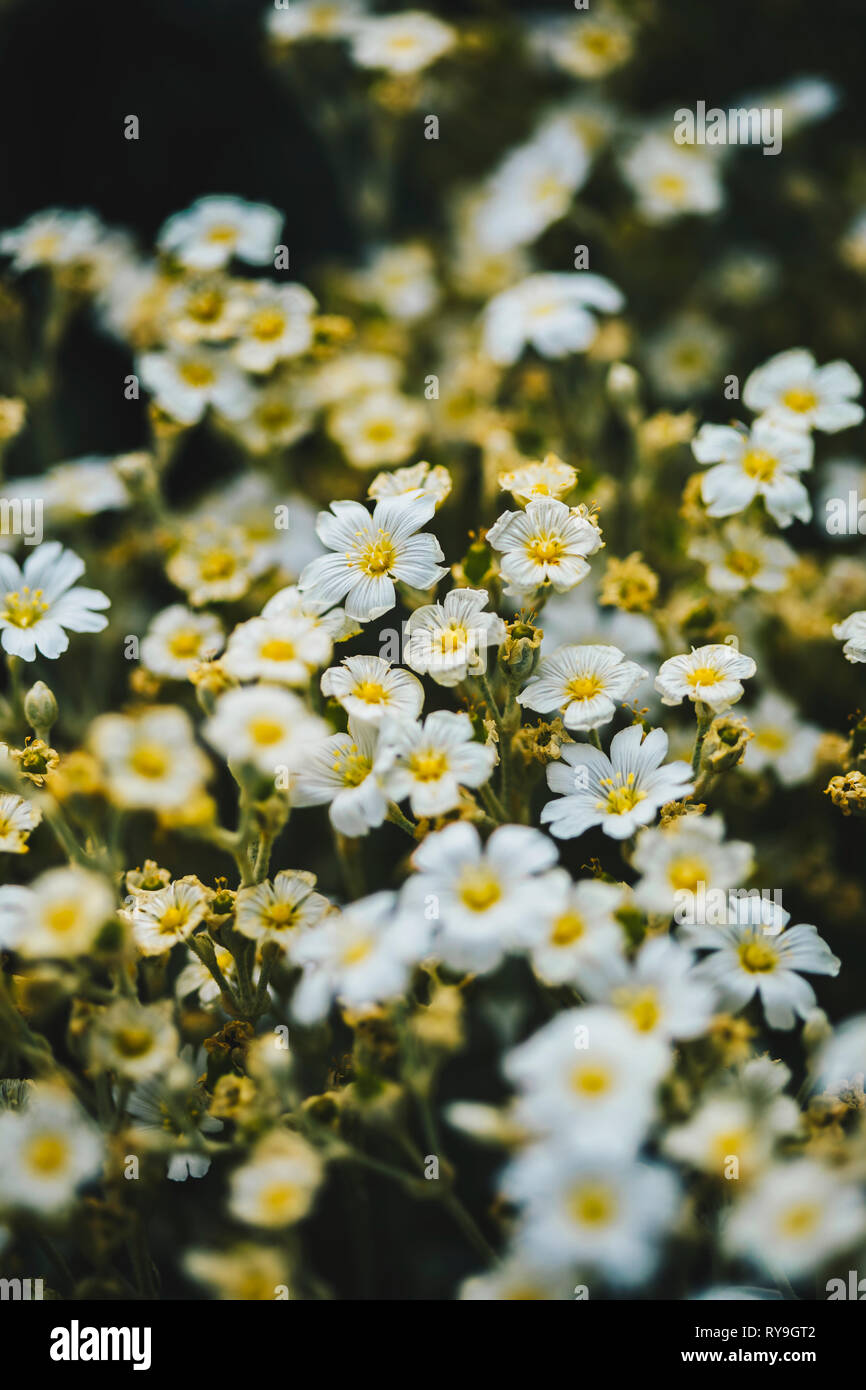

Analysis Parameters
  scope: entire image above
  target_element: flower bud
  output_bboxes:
[24,680,58,736]
[702,714,752,773]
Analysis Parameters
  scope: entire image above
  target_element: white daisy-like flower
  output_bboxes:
[402,821,558,973]
[458,1254,569,1302]
[632,813,754,917]
[688,520,797,593]
[298,492,447,623]
[90,1000,179,1082]
[320,654,423,725]
[0,208,104,271]
[530,9,634,80]
[518,643,647,732]
[375,710,497,819]
[482,272,624,366]
[89,706,211,811]
[503,1006,670,1152]
[498,453,578,503]
[266,0,367,45]
[204,685,328,778]
[229,1130,323,1229]
[124,879,210,956]
[0,866,114,958]
[744,691,822,786]
[405,588,506,687]
[163,274,249,344]
[743,348,864,434]
[327,389,427,470]
[166,522,255,607]
[542,724,694,841]
[645,313,730,402]
[503,1146,679,1286]
[367,460,452,509]
[348,242,439,321]
[691,417,814,527]
[655,643,757,711]
[487,497,603,598]
[157,196,283,272]
[310,350,401,407]
[0,542,110,661]
[664,1081,799,1182]
[0,1084,103,1217]
[141,605,225,679]
[291,890,432,1023]
[832,610,866,663]
[515,870,627,988]
[620,133,723,224]
[229,377,317,456]
[724,1160,866,1279]
[685,903,840,1031]
[472,122,591,254]
[223,602,333,688]
[137,347,253,425]
[0,792,41,854]
[255,584,359,643]
[232,282,317,373]
[3,456,130,522]
[348,11,456,74]
[176,943,242,1007]
[587,936,717,1044]
[235,870,331,952]
[292,717,388,837]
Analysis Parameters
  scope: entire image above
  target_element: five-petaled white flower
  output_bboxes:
[376,710,496,819]
[482,271,624,365]
[320,654,424,724]
[0,542,110,661]
[292,717,389,837]
[691,417,814,527]
[655,643,756,712]
[157,196,283,271]
[405,587,506,687]
[299,492,447,623]
[743,348,864,434]
[833,610,866,663]
[541,724,694,840]
[518,643,647,731]
[487,497,603,598]
[687,521,797,593]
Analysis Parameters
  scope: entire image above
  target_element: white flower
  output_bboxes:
[498,453,577,503]
[0,867,113,958]
[157,196,283,271]
[167,522,255,607]
[291,891,432,1022]
[0,542,110,661]
[266,0,367,45]
[232,282,317,373]
[473,123,591,254]
[530,9,634,80]
[0,792,41,854]
[691,417,814,527]
[512,870,626,989]
[620,134,723,223]
[519,643,647,732]
[0,1085,102,1217]
[321,654,424,725]
[588,936,717,1044]
[655,642,757,712]
[0,209,104,271]
[124,879,210,956]
[348,11,456,73]
[229,1131,323,1228]
[376,710,496,819]
[632,813,754,916]
[367,460,452,509]
[292,717,389,837]
[503,1146,679,1286]
[743,348,863,433]
[482,272,624,366]
[254,584,359,642]
[137,347,253,425]
[227,379,316,456]
[724,1160,866,1278]
[487,497,603,598]
[686,904,840,1031]
[204,685,328,777]
[405,588,506,687]
[235,870,331,953]
[645,313,730,401]
[4,456,129,521]
[89,706,211,811]
[402,821,558,973]
[688,520,797,592]
[310,350,401,407]
[223,599,334,687]
[90,1000,179,1082]
[459,1254,568,1302]
[833,610,866,663]
[327,389,427,469]
[141,605,225,679]
[348,242,439,321]
[744,692,822,785]
[503,1007,670,1152]
[812,1014,866,1091]
[299,493,447,623]
[542,724,694,841]
[664,1084,798,1182]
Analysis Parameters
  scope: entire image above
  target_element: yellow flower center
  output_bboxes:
[779,1202,820,1237]
[741,449,777,481]
[364,420,396,444]
[260,638,296,662]
[46,905,79,934]
[353,680,387,704]
[756,726,787,751]
[569,1182,616,1227]
[408,749,448,782]
[207,224,238,245]
[668,856,708,893]
[342,937,373,966]
[725,549,761,579]
[257,402,295,430]
[265,903,300,931]
[168,629,202,658]
[782,387,817,414]
[249,718,285,746]
[596,771,646,816]
[457,867,502,913]
[130,745,169,779]
[566,674,604,700]
[261,1181,303,1222]
[338,747,372,787]
[686,665,722,687]
[653,172,686,202]
[617,988,661,1033]
[439,625,468,654]
[527,534,564,565]
[186,289,225,323]
[571,1063,611,1096]
[159,907,186,933]
[179,360,216,388]
[27,1134,68,1174]
[2,587,49,629]
[550,911,585,946]
[113,1026,155,1058]
[738,940,778,973]
[356,530,396,577]
[199,549,237,581]
[250,309,286,341]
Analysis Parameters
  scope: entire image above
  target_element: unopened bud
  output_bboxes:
[24,680,58,736]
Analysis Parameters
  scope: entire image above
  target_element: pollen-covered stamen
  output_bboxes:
[741,449,778,481]
[782,387,817,414]
[685,666,723,687]
[595,770,647,815]
[738,939,779,974]
[335,744,372,787]
[566,673,604,700]
[526,533,565,565]
[2,586,50,629]
[350,528,397,577]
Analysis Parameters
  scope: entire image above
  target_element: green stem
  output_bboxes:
[386,802,418,838]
